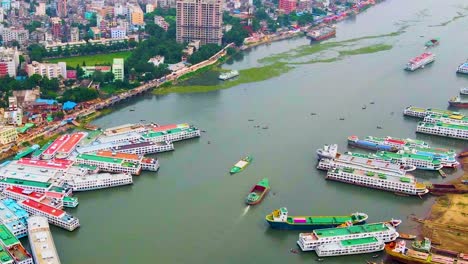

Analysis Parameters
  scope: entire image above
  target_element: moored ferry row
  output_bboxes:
[0,224,32,264]
[403,106,458,118]
[347,135,428,152]
[67,173,133,192]
[27,216,61,264]
[423,114,468,126]
[315,237,385,257]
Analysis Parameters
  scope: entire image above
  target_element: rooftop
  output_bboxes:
[0,247,12,263]
[43,134,70,156]
[314,222,390,238]
[340,237,378,247]
[17,158,73,170]
[57,132,87,154]
[76,153,124,164]
[5,186,45,200]
[0,178,52,188]
[406,106,425,112]
[418,122,468,131]
[20,199,65,217]
[333,167,415,184]
[97,132,142,144]
[0,224,19,246]
[96,150,140,161]
[27,216,61,264]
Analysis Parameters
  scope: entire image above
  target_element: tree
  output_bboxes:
[60,87,99,103]
[104,72,115,83]
[188,44,222,64]
[76,65,85,78]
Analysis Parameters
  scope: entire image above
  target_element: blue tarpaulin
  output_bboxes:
[36,99,58,105]
[63,101,77,110]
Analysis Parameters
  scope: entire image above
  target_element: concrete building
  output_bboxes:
[88,27,101,40]
[112,58,124,81]
[110,27,126,39]
[35,2,46,16]
[50,17,62,40]
[70,27,79,42]
[176,0,223,45]
[145,4,155,13]
[154,16,169,31]
[279,0,297,14]
[1,0,10,10]
[0,7,4,23]
[26,61,67,79]
[1,28,29,46]
[57,0,67,17]
[148,56,165,66]
[0,126,17,144]
[129,4,144,26]
[0,47,20,77]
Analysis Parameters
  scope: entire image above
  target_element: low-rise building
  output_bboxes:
[154,16,169,31]
[1,27,29,46]
[0,126,17,144]
[26,61,67,79]
[110,27,126,39]
[148,55,165,66]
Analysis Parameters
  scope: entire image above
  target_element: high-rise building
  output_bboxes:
[176,0,223,45]
[50,17,62,40]
[112,58,124,81]
[279,0,296,14]
[0,47,20,78]
[35,2,46,16]
[26,61,67,79]
[70,27,79,42]
[129,5,144,26]
[57,0,67,17]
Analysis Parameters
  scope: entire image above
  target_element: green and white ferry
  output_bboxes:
[423,113,468,126]
[403,106,458,118]
[315,237,385,257]
[416,122,468,140]
[375,151,443,170]
[141,123,201,143]
[297,222,399,251]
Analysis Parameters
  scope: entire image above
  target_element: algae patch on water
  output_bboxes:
[338,44,393,56]
[154,62,293,95]
[429,12,467,27]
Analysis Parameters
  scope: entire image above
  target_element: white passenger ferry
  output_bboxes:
[315,237,384,257]
[316,144,338,160]
[403,106,457,119]
[27,216,61,264]
[0,198,29,238]
[423,114,468,126]
[111,141,174,155]
[142,124,201,143]
[326,167,428,196]
[66,173,133,192]
[416,122,468,140]
[19,199,79,231]
[375,151,443,171]
[297,222,399,251]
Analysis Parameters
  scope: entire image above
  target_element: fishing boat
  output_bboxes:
[13,145,40,160]
[398,233,416,240]
[424,38,439,48]
[230,156,253,174]
[448,96,468,108]
[385,240,467,264]
[412,237,431,253]
[218,70,239,81]
[265,207,368,230]
[245,178,270,205]
[460,87,468,95]
[405,52,435,71]
[316,144,338,160]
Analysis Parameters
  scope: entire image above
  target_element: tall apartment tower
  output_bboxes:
[57,0,67,17]
[176,0,223,45]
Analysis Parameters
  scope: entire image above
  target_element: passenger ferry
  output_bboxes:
[0,224,32,264]
[41,134,71,160]
[0,246,13,264]
[31,141,53,160]
[416,122,468,140]
[142,123,201,143]
[403,106,457,119]
[3,186,64,210]
[265,207,368,230]
[0,198,29,238]
[376,151,443,170]
[55,132,87,159]
[67,173,133,192]
[103,123,149,136]
[457,61,468,74]
[111,141,174,155]
[297,222,399,251]
[75,153,142,175]
[400,147,459,168]
[27,216,61,264]
[325,167,429,196]
[316,144,338,160]
[317,152,413,176]
[423,114,468,126]
[19,199,79,231]
[405,52,435,71]
[347,136,396,152]
[315,237,384,257]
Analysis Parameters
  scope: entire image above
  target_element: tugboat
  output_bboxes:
[245,178,270,205]
[230,156,253,174]
[448,96,468,108]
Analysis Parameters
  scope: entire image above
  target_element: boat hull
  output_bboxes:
[348,140,396,152]
[266,219,366,230]
[448,102,468,108]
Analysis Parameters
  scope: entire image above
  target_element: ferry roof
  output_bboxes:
[406,106,425,112]
[77,153,123,164]
[0,224,19,246]
[427,108,454,115]
[314,222,390,238]
[97,132,142,144]
[103,123,146,135]
[336,154,404,174]
[142,127,196,139]
[5,186,45,200]
[0,162,58,183]
[27,216,61,264]
[112,141,157,150]
[1,198,28,219]
[43,134,70,156]
[151,123,189,132]
[418,121,468,131]
[0,247,13,263]
[32,141,53,158]
[17,158,73,170]
[340,237,378,247]
[57,132,87,154]
[76,141,121,154]
[379,151,434,162]
[427,114,468,121]
[0,199,22,222]
[20,199,65,217]
[95,150,140,161]
[333,167,416,184]
[0,178,52,188]
[72,173,131,184]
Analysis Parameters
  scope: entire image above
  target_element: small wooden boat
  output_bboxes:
[245,178,270,205]
[425,38,440,48]
[398,233,417,240]
[230,156,253,174]
[386,218,402,227]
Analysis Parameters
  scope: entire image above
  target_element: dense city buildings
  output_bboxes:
[279,0,297,14]
[57,0,68,18]
[176,0,223,45]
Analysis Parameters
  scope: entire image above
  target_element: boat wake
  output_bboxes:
[242,205,250,217]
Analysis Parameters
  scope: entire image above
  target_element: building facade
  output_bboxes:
[176,0,223,45]
[2,28,29,46]
[26,61,67,79]
[57,0,67,17]
[110,27,126,39]
[112,58,124,81]
[0,126,18,144]
[279,0,297,14]
[0,47,20,77]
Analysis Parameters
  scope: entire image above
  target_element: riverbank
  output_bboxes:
[420,157,468,252]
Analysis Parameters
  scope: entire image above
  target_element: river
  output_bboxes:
[47,0,468,263]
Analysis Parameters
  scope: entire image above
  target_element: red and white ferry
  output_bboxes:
[405,52,435,71]
[55,132,87,159]
[41,134,71,160]
[19,199,80,231]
